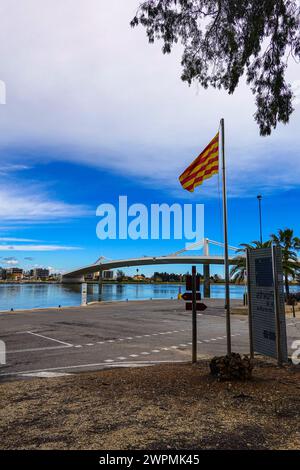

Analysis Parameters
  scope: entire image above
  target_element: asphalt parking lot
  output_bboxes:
[0,299,299,381]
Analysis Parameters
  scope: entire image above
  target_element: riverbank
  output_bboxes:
[1,360,299,450]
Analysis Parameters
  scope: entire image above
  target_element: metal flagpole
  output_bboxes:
[220,118,231,355]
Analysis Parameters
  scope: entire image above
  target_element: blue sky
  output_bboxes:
[0,1,299,277]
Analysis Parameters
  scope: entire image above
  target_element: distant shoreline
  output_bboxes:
[1,280,299,287]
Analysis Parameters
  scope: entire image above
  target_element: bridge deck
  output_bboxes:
[62,255,240,280]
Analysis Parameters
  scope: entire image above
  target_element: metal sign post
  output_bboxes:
[272,245,283,366]
[192,266,197,364]
[183,267,206,363]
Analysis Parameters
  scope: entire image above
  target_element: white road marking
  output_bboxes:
[7,345,72,354]
[20,371,72,378]
[25,331,73,347]
[5,327,236,375]
[141,352,150,355]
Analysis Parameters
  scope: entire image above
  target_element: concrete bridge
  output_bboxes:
[61,239,241,297]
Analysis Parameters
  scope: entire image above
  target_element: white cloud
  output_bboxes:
[2,257,19,265]
[0,164,30,176]
[292,80,300,106]
[0,237,40,242]
[0,0,299,196]
[0,187,90,221]
[0,244,82,251]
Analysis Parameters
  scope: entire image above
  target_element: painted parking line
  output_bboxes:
[71,329,191,349]
[1,333,241,378]
[36,330,235,354]
[6,329,238,358]
[7,327,193,355]
[25,331,73,347]
[7,345,72,354]
[100,334,231,364]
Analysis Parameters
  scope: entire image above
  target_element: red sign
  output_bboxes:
[181,292,201,301]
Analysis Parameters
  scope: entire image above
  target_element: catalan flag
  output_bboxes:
[179,132,219,192]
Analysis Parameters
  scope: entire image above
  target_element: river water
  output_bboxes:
[0,282,299,311]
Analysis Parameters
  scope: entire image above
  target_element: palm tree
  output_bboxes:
[270,228,300,296]
[230,240,272,284]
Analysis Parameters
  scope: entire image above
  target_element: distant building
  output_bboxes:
[31,268,50,280]
[6,267,23,281]
[133,274,146,281]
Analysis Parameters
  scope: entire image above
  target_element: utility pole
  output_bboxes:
[257,195,263,244]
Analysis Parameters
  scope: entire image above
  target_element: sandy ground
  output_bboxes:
[0,360,299,450]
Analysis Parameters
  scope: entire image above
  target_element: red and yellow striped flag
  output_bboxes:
[179,132,219,192]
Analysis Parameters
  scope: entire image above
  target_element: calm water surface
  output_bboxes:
[0,283,299,311]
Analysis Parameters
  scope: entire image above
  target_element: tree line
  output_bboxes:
[231,228,300,295]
